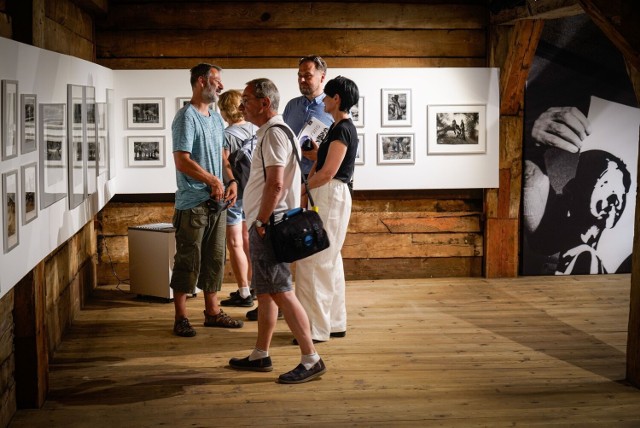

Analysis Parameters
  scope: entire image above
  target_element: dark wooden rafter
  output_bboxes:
[491,0,583,24]
[578,0,640,72]
[499,19,545,115]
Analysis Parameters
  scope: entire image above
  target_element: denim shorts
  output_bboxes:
[226,197,245,226]
[169,202,226,294]
[249,226,292,295]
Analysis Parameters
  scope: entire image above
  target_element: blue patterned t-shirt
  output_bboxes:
[172,104,224,210]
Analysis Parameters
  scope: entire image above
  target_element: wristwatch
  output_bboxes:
[255,219,266,228]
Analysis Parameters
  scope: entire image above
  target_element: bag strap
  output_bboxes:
[225,125,253,142]
[261,124,317,208]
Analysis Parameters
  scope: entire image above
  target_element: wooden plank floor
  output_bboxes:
[10,274,640,427]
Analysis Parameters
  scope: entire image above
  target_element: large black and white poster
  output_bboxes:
[522,15,640,276]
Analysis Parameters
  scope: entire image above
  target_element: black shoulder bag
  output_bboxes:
[261,124,330,263]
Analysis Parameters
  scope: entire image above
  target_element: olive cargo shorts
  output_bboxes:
[169,202,226,294]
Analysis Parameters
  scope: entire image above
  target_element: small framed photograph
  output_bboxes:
[21,162,37,225]
[355,133,365,165]
[39,103,67,209]
[350,96,365,127]
[3,169,19,253]
[126,98,165,129]
[427,104,486,154]
[127,136,165,167]
[176,97,190,111]
[2,80,19,160]
[21,94,37,154]
[381,89,411,127]
[377,133,415,164]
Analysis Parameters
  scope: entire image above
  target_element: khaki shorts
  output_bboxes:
[249,225,293,295]
[169,202,226,294]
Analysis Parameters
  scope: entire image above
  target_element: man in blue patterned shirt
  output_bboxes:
[170,63,243,337]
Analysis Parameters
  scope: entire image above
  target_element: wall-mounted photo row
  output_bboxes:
[355,133,365,165]
[39,103,67,209]
[127,136,165,167]
[381,89,411,127]
[96,102,109,177]
[107,89,116,180]
[21,162,37,225]
[126,98,165,129]
[350,97,364,128]
[2,80,19,160]
[427,104,486,155]
[377,133,415,165]
[2,169,18,253]
[20,94,37,154]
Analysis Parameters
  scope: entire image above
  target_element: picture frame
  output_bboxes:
[21,162,37,225]
[107,89,116,180]
[381,89,411,127]
[3,169,18,253]
[176,97,190,111]
[355,133,365,165]
[350,97,365,127]
[177,97,217,113]
[85,86,97,196]
[377,133,415,164]
[67,84,86,209]
[2,80,19,160]
[126,97,165,129]
[39,103,67,209]
[127,136,165,167]
[427,104,486,154]
[20,94,37,154]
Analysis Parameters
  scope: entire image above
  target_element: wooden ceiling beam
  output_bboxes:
[578,0,640,72]
[491,0,583,25]
[70,0,107,15]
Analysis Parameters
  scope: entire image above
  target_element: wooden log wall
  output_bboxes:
[97,190,484,286]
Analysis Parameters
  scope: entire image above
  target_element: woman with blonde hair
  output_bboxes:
[218,90,258,307]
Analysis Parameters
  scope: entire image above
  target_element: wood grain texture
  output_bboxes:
[10,275,640,426]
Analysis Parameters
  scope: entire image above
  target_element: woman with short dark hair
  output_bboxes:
[295,76,360,343]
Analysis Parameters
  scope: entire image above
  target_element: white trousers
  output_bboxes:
[295,179,352,341]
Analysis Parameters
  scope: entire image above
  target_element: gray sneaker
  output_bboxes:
[173,318,196,337]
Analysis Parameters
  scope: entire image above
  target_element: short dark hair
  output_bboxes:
[299,55,327,73]
[190,63,221,87]
[324,76,359,112]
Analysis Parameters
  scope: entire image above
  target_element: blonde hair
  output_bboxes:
[217,90,244,123]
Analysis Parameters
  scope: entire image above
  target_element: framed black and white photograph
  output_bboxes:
[3,169,18,253]
[350,97,365,127]
[107,89,116,180]
[21,162,37,225]
[427,105,486,154]
[381,89,411,127]
[127,136,165,167]
[126,98,165,129]
[21,94,37,154]
[355,133,365,165]
[377,133,415,164]
[39,103,67,209]
[176,97,190,111]
[67,84,85,209]
[2,80,19,160]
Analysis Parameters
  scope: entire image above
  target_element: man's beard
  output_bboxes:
[299,84,313,96]
[203,85,218,103]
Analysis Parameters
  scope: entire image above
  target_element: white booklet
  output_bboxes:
[298,117,329,144]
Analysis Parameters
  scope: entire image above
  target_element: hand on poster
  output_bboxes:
[531,106,591,154]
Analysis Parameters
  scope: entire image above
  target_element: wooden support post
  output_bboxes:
[485,20,543,278]
[625,61,640,387]
[13,261,48,408]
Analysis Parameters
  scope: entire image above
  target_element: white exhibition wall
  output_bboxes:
[0,37,114,298]
[0,35,499,299]
[114,67,499,193]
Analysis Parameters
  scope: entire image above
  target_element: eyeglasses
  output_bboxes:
[299,56,326,70]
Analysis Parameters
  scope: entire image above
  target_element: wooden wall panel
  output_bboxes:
[98,2,486,30]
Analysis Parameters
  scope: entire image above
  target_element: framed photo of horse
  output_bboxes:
[427,104,486,155]
[126,98,165,130]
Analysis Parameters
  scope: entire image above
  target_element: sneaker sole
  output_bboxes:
[278,368,327,384]
[229,364,273,372]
